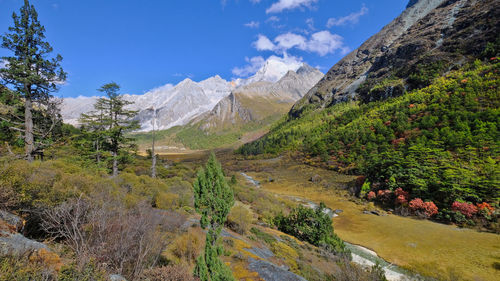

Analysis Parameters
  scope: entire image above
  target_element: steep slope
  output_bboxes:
[239,0,500,227]
[130,77,231,131]
[291,0,500,117]
[240,60,500,224]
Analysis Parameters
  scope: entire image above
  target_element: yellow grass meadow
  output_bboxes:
[241,159,500,281]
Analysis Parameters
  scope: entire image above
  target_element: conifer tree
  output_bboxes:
[80,82,138,176]
[0,0,66,161]
[79,107,107,164]
[193,153,235,281]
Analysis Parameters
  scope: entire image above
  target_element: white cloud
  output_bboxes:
[0,59,6,69]
[249,0,261,3]
[326,4,368,27]
[173,73,194,79]
[253,34,276,51]
[244,21,260,28]
[266,16,280,22]
[274,32,306,50]
[304,31,344,56]
[252,30,346,56]
[146,83,174,95]
[306,18,315,31]
[266,0,318,14]
[232,56,266,77]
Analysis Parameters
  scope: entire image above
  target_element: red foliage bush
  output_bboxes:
[451,201,478,218]
[376,189,393,203]
[395,188,408,198]
[476,202,494,215]
[377,189,391,197]
[424,201,438,217]
[409,198,424,210]
[409,198,438,218]
[394,188,409,205]
[396,195,407,205]
[367,191,376,201]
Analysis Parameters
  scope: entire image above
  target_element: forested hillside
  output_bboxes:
[239,59,499,227]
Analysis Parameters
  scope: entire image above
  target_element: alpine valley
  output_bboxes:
[1,0,499,281]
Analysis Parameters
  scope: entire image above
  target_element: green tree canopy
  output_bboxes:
[79,82,138,176]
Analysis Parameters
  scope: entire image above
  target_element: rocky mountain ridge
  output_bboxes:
[194,64,324,132]
[290,0,499,117]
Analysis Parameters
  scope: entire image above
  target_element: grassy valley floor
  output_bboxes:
[168,151,500,281]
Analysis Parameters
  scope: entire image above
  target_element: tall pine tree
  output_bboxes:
[193,153,235,281]
[0,0,66,161]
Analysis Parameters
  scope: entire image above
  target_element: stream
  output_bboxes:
[240,172,416,281]
[241,172,261,187]
[345,243,417,281]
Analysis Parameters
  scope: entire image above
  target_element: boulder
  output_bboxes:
[0,210,23,232]
[248,258,307,281]
[109,274,127,281]
[0,232,49,256]
[309,174,321,183]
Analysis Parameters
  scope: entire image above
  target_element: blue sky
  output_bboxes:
[0,0,407,97]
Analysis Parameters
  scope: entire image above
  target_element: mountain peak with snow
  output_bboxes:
[240,55,304,86]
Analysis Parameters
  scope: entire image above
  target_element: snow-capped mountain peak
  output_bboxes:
[240,55,304,86]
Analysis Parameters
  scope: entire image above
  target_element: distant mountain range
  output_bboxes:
[61,56,321,133]
[194,64,323,132]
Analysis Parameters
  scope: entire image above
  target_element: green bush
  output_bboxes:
[274,203,348,255]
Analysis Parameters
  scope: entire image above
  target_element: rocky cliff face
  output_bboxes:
[195,64,324,131]
[290,0,500,117]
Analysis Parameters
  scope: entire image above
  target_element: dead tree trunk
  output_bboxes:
[24,96,34,162]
